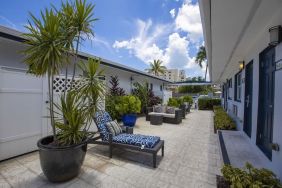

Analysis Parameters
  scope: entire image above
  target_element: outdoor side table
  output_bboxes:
[121,124,134,134]
[150,115,163,125]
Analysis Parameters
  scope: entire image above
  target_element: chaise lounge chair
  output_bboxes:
[89,111,164,168]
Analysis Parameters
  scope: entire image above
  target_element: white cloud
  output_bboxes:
[169,9,176,18]
[113,19,171,64]
[112,0,205,78]
[175,1,203,42]
[163,33,191,68]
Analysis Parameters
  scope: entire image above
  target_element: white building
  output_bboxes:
[149,68,186,82]
[0,26,172,160]
[161,69,186,82]
[200,0,282,179]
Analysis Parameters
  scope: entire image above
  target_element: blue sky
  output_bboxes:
[0,0,207,78]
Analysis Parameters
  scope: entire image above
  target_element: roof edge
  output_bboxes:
[0,25,172,83]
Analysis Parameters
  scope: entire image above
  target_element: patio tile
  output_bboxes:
[4,169,45,188]
[95,176,134,188]
[79,166,108,186]
[0,110,221,188]
[0,174,11,188]
[41,177,79,188]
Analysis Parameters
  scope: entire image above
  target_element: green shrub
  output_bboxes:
[222,163,282,188]
[214,106,236,130]
[115,95,141,115]
[182,95,193,104]
[105,95,122,120]
[198,98,221,110]
[167,98,180,107]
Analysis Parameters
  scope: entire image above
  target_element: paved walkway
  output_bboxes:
[0,110,222,188]
[220,130,272,169]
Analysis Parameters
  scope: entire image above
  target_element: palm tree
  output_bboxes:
[23,9,69,140]
[64,0,98,89]
[146,59,166,76]
[195,46,208,81]
[23,0,97,143]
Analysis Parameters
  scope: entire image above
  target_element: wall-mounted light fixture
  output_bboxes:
[239,61,245,70]
[269,25,282,46]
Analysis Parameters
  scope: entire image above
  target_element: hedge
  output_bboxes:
[167,97,180,107]
[214,106,236,130]
[198,98,221,110]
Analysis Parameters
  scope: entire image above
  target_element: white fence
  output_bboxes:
[0,67,46,160]
[0,67,103,160]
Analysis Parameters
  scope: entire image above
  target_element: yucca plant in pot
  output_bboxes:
[23,0,100,182]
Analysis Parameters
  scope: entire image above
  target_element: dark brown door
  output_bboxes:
[244,61,253,138]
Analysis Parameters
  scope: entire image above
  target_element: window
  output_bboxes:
[150,83,153,90]
[228,79,232,99]
[234,72,242,101]
[160,85,163,91]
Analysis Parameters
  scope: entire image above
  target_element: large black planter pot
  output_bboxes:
[37,136,87,183]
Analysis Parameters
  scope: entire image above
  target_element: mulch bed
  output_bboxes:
[216,175,230,188]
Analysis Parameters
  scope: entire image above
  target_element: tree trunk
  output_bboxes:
[48,71,56,141]
[70,32,81,90]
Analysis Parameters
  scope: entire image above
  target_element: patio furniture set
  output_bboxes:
[146,104,190,125]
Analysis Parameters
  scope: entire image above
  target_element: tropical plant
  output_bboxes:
[67,0,98,88]
[115,95,141,115]
[132,82,149,112]
[148,89,162,107]
[167,98,179,107]
[54,91,89,145]
[105,95,122,120]
[195,46,208,81]
[182,95,193,104]
[178,85,214,94]
[108,76,125,96]
[76,58,105,118]
[23,8,69,141]
[198,98,221,110]
[146,59,166,76]
[23,0,98,144]
[105,76,125,120]
[222,163,282,188]
[213,106,236,130]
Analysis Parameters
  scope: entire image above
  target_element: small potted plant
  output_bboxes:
[115,95,141,127]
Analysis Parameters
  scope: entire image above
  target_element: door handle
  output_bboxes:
[269,105,273,108]
[245,95,250,108]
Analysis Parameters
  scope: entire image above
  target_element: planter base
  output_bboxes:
[37,136,87,182]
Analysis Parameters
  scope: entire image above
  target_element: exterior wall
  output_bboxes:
[272,43,282,178]
[101,64,168,100]
[222,16,282,178]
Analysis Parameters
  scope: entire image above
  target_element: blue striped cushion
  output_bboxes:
[94,111,113,141]
[112,133,160,148]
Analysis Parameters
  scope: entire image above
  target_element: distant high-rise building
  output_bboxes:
[148,69,186,82]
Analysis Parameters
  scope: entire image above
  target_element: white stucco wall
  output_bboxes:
[272,43,282,178]
[223,14,282,178]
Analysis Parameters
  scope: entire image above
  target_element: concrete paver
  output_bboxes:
[0,110,222,188]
